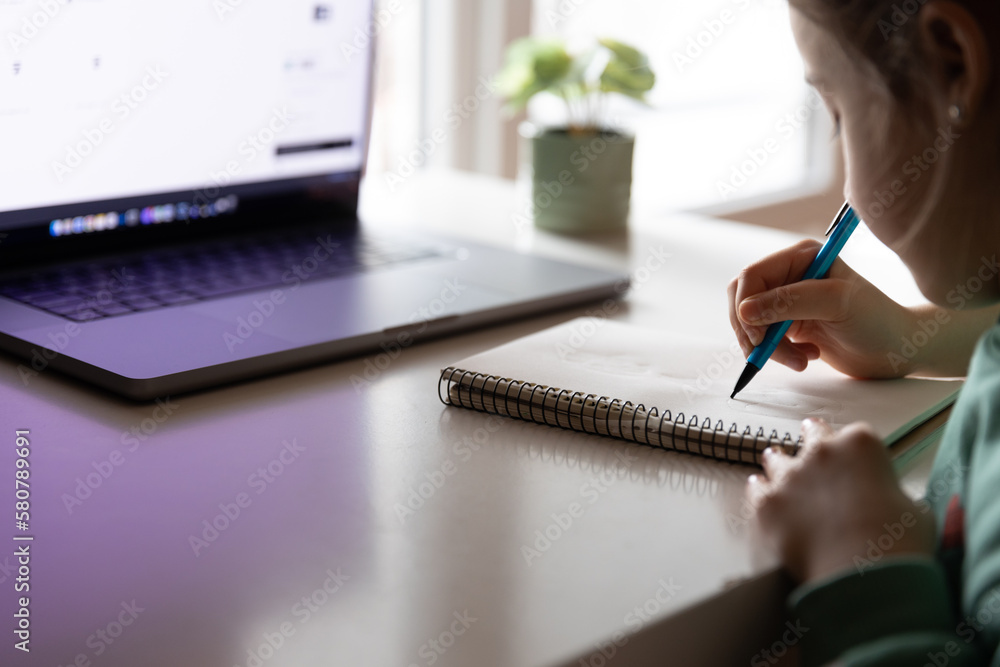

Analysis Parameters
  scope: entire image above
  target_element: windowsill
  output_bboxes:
[691,181,844,236]
[694,143,846,235]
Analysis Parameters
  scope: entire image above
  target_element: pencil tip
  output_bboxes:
[731,363,759,400]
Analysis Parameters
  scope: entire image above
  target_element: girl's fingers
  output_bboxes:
[801,418,835,448]
[738,277,851,329]
[761,445,797,484]
[733,240,824,322]
[767,339,822,372]
[728,278,757,357]
[746,473,771,508]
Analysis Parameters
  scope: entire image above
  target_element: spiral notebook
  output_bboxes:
[438,319,963,466]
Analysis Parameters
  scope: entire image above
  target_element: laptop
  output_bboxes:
[0,1,627,400]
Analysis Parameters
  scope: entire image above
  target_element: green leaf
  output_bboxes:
[496,37,574,111]
[531,43,572,83]
[600,59,656,101]
[598,38,646,69]
[598,39,655,102]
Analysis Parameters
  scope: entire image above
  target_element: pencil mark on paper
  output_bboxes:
[726,389,844,421]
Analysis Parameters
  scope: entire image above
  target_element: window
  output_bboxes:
[530,0,836,213]
[365,0,425,180]
[368,0,531,193]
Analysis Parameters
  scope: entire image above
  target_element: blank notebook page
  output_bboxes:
[445,319,963,447]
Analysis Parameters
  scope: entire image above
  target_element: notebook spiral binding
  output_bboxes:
[438,367,800,466]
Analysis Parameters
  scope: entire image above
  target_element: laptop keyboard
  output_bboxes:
[0,232,444,322]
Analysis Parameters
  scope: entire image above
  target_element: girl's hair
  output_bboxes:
[789,0,999,103]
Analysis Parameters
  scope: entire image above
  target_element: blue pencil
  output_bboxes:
[731,201,862,399]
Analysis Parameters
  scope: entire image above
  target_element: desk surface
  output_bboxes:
[2,171,937,667]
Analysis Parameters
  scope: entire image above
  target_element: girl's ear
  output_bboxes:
[917,1,992,126]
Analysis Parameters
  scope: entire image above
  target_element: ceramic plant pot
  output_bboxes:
[524,124,635,233]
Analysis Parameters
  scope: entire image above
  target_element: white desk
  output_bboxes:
[1,171,935,667]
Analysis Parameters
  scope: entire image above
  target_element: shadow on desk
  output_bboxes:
[560,568,799,667]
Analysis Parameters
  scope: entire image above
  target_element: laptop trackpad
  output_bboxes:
[192,268,511,347]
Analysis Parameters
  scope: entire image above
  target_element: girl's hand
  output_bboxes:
[748,419,936,584]
[727,239,919,379]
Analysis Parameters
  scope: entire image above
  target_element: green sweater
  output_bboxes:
[790,320,1000,666]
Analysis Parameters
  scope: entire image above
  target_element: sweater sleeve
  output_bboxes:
[961,362,1000,667]
[789,558,990,667]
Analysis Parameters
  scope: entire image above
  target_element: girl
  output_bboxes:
[728,1,1000,664]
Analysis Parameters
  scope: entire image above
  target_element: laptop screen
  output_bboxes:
[0,0,373,245]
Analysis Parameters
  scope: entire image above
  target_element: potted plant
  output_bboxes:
[498,37,655,233]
